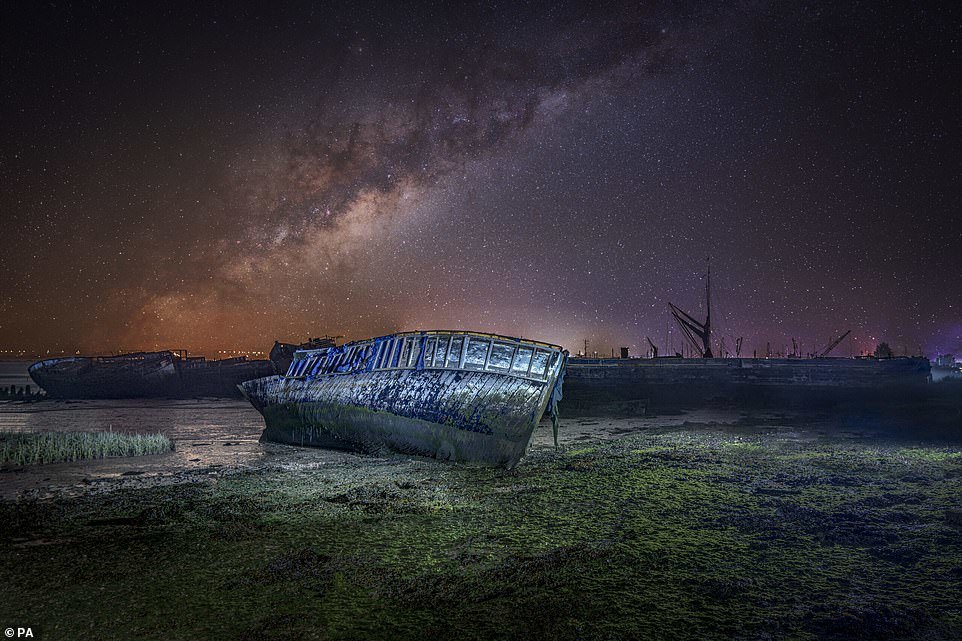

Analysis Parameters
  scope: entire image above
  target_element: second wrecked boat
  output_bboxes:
[242,331,567,467]
[29,351,274,399]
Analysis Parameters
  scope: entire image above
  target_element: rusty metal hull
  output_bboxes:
[242,368,555,467]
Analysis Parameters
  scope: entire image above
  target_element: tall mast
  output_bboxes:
[668,259,715,358]
[705,258,712,357]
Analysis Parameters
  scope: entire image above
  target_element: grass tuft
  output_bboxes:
[0,431,173,466]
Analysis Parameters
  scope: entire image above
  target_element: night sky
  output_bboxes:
[2,1,960,358]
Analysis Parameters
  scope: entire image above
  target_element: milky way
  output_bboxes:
[1,1,959,358]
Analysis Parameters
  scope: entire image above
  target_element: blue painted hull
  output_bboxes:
[242,368,555,467]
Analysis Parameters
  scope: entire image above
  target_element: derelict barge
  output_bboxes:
[28,351,274,399]
[561,356,932,412]
[242,331,568,467]
[269,336,337,374]
[562,265,931,413]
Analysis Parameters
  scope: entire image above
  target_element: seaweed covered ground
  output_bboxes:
[2,413,962,640]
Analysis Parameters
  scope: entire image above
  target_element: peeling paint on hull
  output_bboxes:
[242,368,555,467]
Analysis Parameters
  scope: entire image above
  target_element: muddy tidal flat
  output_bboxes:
[2,407,962,640]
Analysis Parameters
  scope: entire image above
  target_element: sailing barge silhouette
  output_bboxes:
[563,266,931,412]
[242,330,568,467]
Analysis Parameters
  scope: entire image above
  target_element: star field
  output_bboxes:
[1,1,959,358]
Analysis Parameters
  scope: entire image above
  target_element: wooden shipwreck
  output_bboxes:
[28,351,274,399]
[241,330,568,467]
[563,263,932,413]
[562,355,932,412]
[269,336,338,374]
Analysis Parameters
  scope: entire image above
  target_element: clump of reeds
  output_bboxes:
[0,431,174,466]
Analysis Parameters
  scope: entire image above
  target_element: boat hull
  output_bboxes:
[561,357,933,413]
[29,353,274,399]
[242,367,555,467]
[28,354,180,399]
[269,337,337,375]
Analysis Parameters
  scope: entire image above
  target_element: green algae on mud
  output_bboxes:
[1,421,962,640]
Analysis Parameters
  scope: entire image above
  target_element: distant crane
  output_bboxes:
[646,336,659,358]
[791,337,799,358]
[818,330,851,358]
[735,336,743,357]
